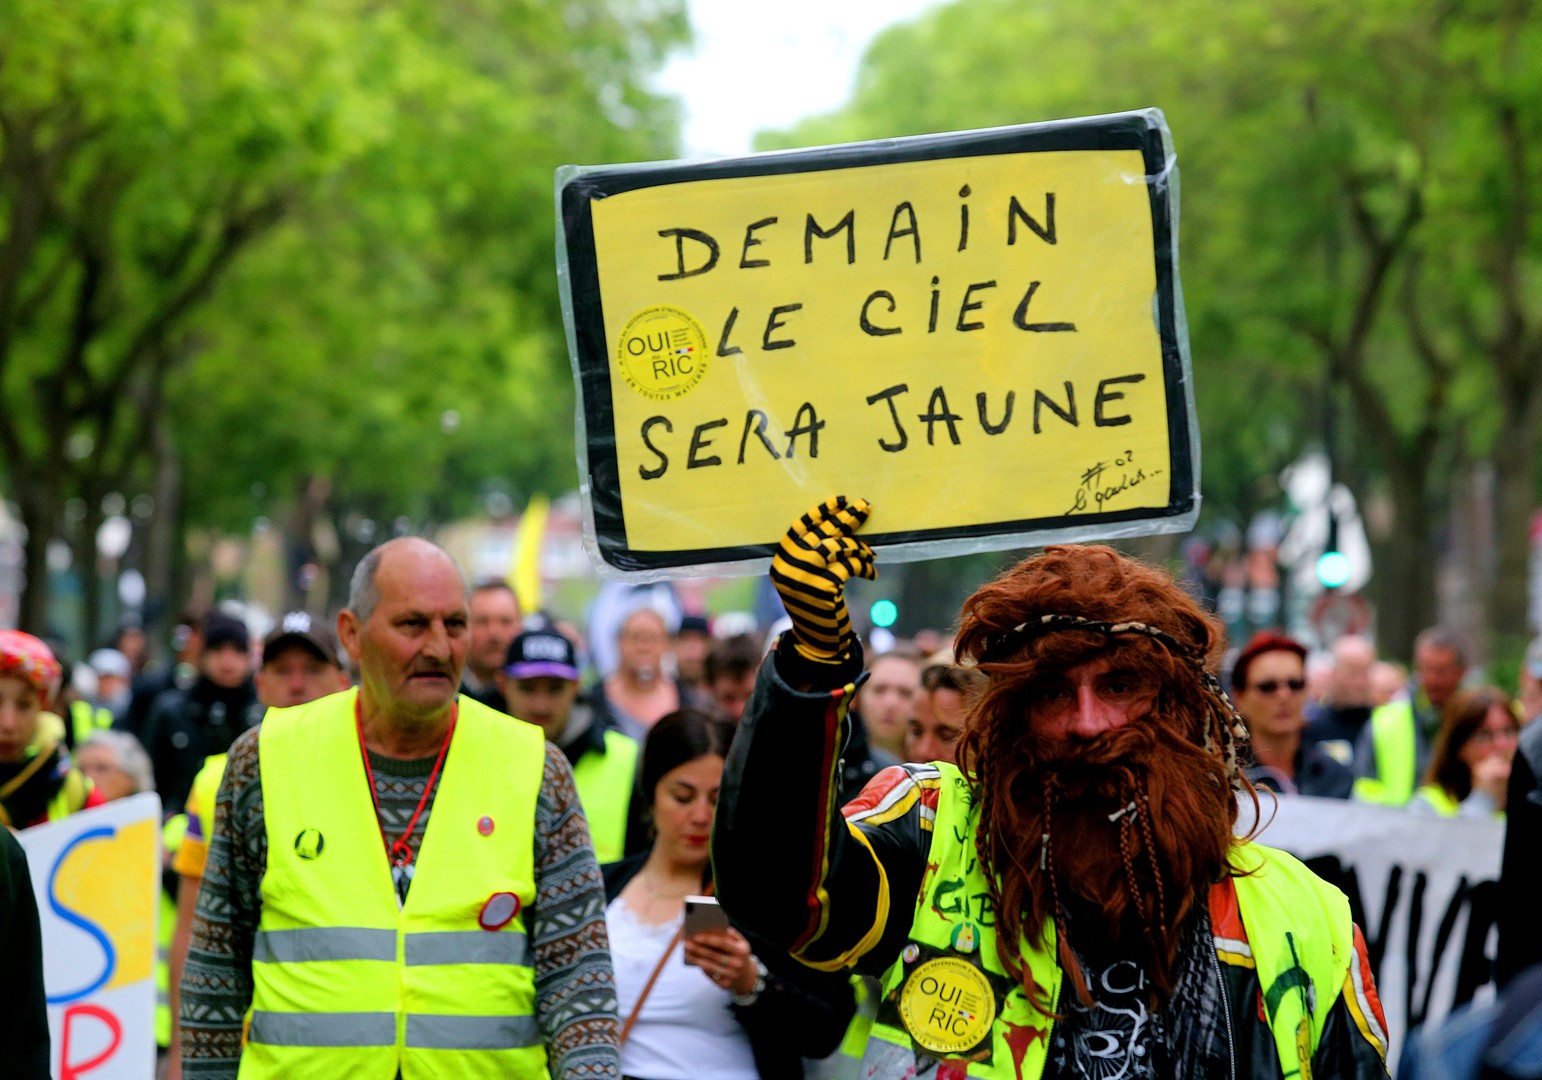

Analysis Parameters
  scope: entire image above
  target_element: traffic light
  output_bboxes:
[870,599,898,629]
[1316,510,1349,589]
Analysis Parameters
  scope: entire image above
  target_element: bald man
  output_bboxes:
[179,538,621,1078]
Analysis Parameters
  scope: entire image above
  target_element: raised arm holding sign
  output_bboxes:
[711,503,1390,1079]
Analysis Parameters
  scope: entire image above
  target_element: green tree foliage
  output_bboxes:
[0,0,687,636]
[760,0,1542,658]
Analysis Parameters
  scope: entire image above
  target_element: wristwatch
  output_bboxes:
[731,956,769,1006]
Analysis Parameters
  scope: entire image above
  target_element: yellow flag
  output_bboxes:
[510,494,550,614]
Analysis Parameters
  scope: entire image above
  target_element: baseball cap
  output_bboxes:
[87,648,132,681]
[504,629,580,682]
[263,612,342,668]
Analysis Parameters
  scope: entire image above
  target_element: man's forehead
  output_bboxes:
[373,545,467,606]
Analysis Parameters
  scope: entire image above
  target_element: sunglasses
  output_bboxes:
[1251,677,1306,695]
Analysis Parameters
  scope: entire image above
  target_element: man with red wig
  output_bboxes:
[714,498,1389,1079]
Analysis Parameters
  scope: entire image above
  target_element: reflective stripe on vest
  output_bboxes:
[1356,701,1416,805]
[247,1011,539,1051]
[866,763,1353,1079]
[569,728,638,863]
[243,689,549,1080]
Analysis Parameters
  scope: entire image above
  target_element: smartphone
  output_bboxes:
[682,894,730,942]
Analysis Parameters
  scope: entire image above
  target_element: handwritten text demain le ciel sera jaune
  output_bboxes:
[628,188,1153,491]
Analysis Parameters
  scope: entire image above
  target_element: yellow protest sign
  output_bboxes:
[558,109,1198,576]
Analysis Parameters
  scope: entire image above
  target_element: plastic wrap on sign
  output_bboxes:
[555,108,1200,580]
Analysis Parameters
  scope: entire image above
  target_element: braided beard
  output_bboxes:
[995,717,1234,1004]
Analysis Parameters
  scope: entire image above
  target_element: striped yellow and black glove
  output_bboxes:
[771,496,877,664]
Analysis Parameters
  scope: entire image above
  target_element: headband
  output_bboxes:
[980,612,1250,785]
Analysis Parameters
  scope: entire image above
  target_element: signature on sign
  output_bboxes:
[1064,451,1162,515]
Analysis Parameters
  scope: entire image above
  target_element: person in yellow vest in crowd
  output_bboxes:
[179,537,621,1078]
[496,626,641,865]
[1353,627,1468,806]
[163,611,351,1080]
[714,498,1392,1080]
[1409,687,1518,818]
[0,631,104,829]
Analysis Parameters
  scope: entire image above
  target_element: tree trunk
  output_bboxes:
[1367,461,1440,664]
[143,420,181,653]
[75,490,104,653]
[16,489,57,635]
[1488,393,1540,653]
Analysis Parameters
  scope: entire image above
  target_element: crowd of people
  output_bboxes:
[0,502,1539,1078]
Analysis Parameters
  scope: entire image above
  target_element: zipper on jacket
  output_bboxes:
[1209,941,1238,1080]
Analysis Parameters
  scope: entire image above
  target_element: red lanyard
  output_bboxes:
[355,697,457,870]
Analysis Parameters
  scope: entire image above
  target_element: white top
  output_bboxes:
[607,896,758,1080]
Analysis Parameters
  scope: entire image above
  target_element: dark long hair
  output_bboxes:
[640,708,735,803]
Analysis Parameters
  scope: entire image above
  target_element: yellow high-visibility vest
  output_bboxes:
[70,699,113,748]
[1353,700,1417,805]
[866,763,1353,1079]
[569,728,638,864]
[242,688,549,1080]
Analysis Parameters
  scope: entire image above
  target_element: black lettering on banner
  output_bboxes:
[884,202,922,263]
[1013,281,1077,332]
[639,416,671,479]
[717,307,744,357]
[1007,193,1057,246]
[738,410,782,464]
[739,217,777,269]
[860,291,902,337]
[687,418,728,469]
[1406,871,1428,1026]
[763,303,803,351]
[784,402,824,458]
[866,385,910,452]
[928,276,941,334]
[956,280,997,332]
[957,184,971,252]
[976,391,1015,435]
[656,227,720,280]
[1095,374,1145,427]
[805,210,855,265]
[920,386,962,446]
[1034,383,1077,433]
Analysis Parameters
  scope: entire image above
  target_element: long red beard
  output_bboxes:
[995,718,1234,1002]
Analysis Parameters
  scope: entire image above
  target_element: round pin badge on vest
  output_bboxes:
[479,891,521,931]
[477,815,495,836]
[293,828,324,860]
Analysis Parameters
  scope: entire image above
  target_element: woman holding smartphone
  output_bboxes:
[603,708,853,1079]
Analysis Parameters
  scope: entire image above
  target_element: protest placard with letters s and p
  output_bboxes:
[557,108,1200,577]
[20,793,161,1080]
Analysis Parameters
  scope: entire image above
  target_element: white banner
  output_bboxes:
[19,793,162,1080]
[1243,794,1503,1061]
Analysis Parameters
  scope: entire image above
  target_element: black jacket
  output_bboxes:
[602,853,855,1079]
[0,828,48,1078]
[142,676,263,815]
[1498,721,1542,985]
